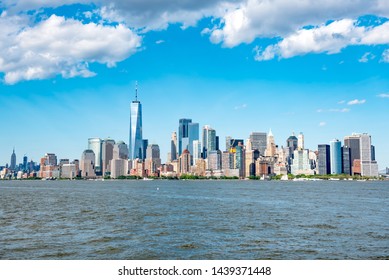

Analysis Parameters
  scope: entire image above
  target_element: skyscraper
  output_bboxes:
[298,132,304,150]
[170,132,178,161]
[330,139,342,174]
[342,146,351,175]
[102,138,115,175]
[178,118,192,156]
[10,148,16,171]
[344,134,361,172]
[249,132,267,155]
[188,122,199,155]
[88,138,102,174]
[80,149,96,178]
[202,125,216,159]
[318,144,331,175]
[129,83,143,160]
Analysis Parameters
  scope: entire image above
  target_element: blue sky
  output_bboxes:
[0,0,388,169]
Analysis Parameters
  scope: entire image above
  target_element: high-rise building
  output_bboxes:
[234,143,245,178]
[265,129,276,157]
[102,138,115,175]
[330,139,342,174]
[88,138,102,174]
[290,149,314,175]
[110,159,129,179]
[23,155,28,172]
[344,134,361,172]
[192,140,201,166]
[249,132,267,155]
[318,144,331,175]
[342,146,351,175]
[286,133,298,152]
[179,149,191,175]
[80,149,96,178]
[178,118,192,156]
[202,125,216,159]
[129,83,143,160]
[170,132,178,161]
[226,137,244,151]
[113,141,129,160]
[142,139,148,160]
[188,123,199,155]
[344,133,378,177]
[10,148,16,171]
[208,150,222,171]
[298,132,304,150]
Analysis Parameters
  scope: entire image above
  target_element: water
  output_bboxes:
[0,180,388,260]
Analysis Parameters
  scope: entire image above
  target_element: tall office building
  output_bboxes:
[145,144,161,174]
[192,140,201,166]
[188,122,199,155]
[330,139,342,174]
[344,134,361,172]
[318,144,331,175]
[23,155,28,172]
[226,137,244,151]
[208,150,222,171]
[298,132,304,150]
[178,118,192,156]
[129,83,143,160]
[265,129,276,157]
[113,141,129,160]
[202,125,217,159]
[102,138,115,175]
[88,138,102,174]
[170,132,178,161]
[142,139,148,160]
[342,146,351,175]
[344,133,378,177]
[80,149,96,178]
[249,132,267,155]
[286,133,298,152]
[10,148,16,171]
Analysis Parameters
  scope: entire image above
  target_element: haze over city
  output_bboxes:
[0,0,388,169]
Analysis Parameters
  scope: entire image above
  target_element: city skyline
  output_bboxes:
[0,1,388,169]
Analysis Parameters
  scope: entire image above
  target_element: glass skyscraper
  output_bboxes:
[178,118,192,156]
[129,87,143,160]
[330,139,342,174]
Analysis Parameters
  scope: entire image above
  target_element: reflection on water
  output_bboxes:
[0,180,388,260]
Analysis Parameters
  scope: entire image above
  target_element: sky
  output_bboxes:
[0,0,388,170]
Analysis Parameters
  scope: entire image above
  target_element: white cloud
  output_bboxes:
[209,0,389,48]
[347,99,366,105]
[319,122,326,127]
[0,14,141,84]
[358,52,376,63]
[382,49,389,63]
[253,20,389,60]
[377,93,389,98]
[155,40,165,44]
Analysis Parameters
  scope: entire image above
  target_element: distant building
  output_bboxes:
[170,132,178,161]
[202,125,216,159]
[80,149,96,178]
[330,139,342,175]
[88,138,102,174]
[110,159,129,179]
[318,144,331,175]
[179,149,191,175]
[208,150,222,171]
[192,140,201,166]
[188,122,199,155]
[129,83,143,160]
[297,132,304,150]
[10,148,16,171]
[265,129,276,157]
[113,141,129,160]
[102,138,115,175]
[342,146,351,175]
[290,149,315,175]
[178,118,192,156]
[145,144,161,176]
[249,132,267,155]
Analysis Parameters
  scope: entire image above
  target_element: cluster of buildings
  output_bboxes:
[0,87,382,180]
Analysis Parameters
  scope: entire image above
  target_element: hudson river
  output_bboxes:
[0,180,388,259]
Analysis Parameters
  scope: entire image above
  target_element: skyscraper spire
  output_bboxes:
[135,81,138,101]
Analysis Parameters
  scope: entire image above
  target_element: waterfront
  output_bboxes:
[0,180,388,260]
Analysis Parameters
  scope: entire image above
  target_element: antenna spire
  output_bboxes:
[135,81,138,101]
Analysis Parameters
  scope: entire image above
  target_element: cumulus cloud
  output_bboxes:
[209,0,389,47]
[347,99,366,105]
[377,93,389,98]
[0,14,141,84]
[254,20,389,61]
